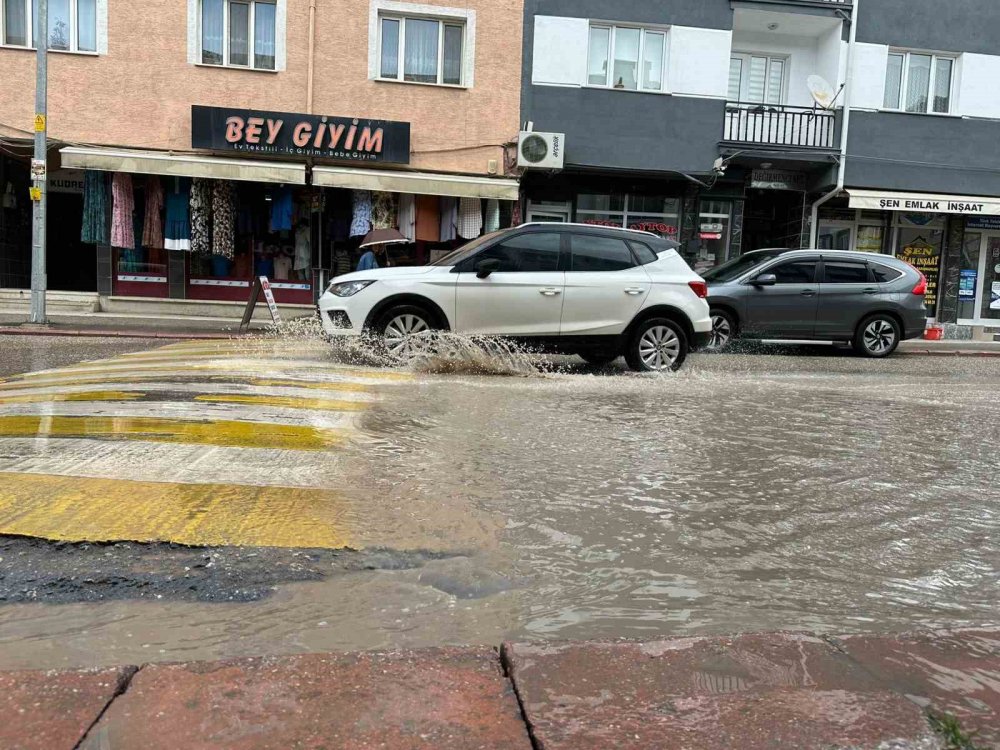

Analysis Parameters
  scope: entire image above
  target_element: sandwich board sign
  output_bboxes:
[241,276,282,332]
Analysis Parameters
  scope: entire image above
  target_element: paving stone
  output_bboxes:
[80,648,531,750]
[838,629,1000,748]
[504,634,939,750]
[0,665,135,750]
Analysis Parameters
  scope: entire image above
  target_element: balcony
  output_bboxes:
[723,102,837,150]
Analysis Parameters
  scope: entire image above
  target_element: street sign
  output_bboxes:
[33,114,46,132]
[240,276,282,332]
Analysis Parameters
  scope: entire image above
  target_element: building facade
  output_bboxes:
[520,0,1000,337]
[0,0,523,306]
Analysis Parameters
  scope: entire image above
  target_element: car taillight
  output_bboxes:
[912,272,927,296]
[688,280,708,299]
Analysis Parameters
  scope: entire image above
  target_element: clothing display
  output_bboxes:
[457,197,483,239]
[190,178,211,255]
[142,176,165,250]
[350,190,373,237]
[371,191,395,230]
[274,252,292,279]
[485,199,500,233]
[270,186,294,232]
[498,200,513,231]
[329,190,353,242]
[397,193,416,242]
[294,224,310,271]
[440,197,458,241]
[511,199,523,227]
[164,182,191,251]
[414,195,441,242]
[81,171,109,246]
[110,172,135,249]
[333,248,352,277]
[212,181,236,260]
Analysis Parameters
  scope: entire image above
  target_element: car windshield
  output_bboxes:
[429,231,506,267]
[702,250,788,283]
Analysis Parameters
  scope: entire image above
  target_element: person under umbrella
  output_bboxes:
[356,228,408,272]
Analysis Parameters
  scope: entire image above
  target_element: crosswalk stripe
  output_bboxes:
[0,390,145,405]
[194,394,368,411]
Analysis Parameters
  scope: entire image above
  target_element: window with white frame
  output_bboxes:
[201,0,276,70]
[587,24,666,92]
[378,14,465,86]
[883,51,954,114]
[728,53,785,104]
[1,0,96,52]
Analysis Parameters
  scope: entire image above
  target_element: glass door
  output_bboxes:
[980,234,1000,322]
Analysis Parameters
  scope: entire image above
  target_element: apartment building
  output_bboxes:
[521,0,1000,335]
[0,0,522,306]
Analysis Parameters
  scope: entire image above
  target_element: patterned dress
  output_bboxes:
[142,176,165,250]
[212,181,236,259]
[110,173,135,249]
[350,190,372,237]
[371,191,396,230]
[189,178,212,255]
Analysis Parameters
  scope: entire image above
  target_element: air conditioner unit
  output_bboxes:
[517,131,565,170]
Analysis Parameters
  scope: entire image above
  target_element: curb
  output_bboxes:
[0,326,240,340]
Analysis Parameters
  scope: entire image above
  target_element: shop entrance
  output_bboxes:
[958,231,1000,325]
[48,192,96,292]
[741,189,806,252]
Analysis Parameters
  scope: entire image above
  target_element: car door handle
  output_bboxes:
[539,288,562,296]
[863,287,879,295]
[800,290,817,297]
[624,287,646,295]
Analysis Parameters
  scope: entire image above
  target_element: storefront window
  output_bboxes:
[817,223,853,250]
[693,200,732,272]
[575,193,679,241]
[958,232,982,321]
[981,236,1000,321]
[857,224,885,253]
[895,215,944,313]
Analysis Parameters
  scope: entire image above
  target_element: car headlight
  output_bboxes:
[327,280,375,297]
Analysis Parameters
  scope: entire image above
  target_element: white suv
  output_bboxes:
[317,224,712,371]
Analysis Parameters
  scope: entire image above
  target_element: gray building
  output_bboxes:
[520,0,1000,336]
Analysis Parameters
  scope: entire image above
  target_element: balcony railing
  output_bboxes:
[723,102,837,150]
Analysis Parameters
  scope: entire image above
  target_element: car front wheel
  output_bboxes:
[705,309,736,352]
[373,305,436,360]
[625,318,689,372]
[854,314,901,358]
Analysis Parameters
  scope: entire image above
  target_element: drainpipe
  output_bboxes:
[809,0,859,247]
[306,0,317,113]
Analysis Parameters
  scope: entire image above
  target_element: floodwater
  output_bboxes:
[0,331,998,669]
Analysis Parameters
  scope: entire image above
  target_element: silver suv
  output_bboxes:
[702,249,928,357]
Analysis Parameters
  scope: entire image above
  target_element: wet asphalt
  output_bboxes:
[0,335,163,378]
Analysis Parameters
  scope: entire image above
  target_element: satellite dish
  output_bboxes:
[807,75,838,109]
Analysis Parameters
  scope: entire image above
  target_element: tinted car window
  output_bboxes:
[703,250,786,282]
[471,233,561,273]
[822,261,870,284]
[629,241,658,265]
[571,235,635,272]
[872,263,903,283]
[770,260,817,284]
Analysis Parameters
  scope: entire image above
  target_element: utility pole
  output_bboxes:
[30,0,48,324]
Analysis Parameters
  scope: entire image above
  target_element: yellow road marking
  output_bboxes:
[195,394,368,411]
[0,472,349,549]
[0,373,375,393]
[0,415,343,451]
[0,390,144,405]
[1,361,411,383]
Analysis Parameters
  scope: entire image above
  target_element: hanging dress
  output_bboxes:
[371,191,395,230]
[110,173,135,249]
[350,190,373,237]
[397,193,416,242]
[457,197,483,239]
[81,171,109,245]
[164,181,192,251]
[484,199,500,233]
[189,178,211,255]
[212,181,236,260]
[142,176,165,250]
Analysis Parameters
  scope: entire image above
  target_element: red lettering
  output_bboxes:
[265,119,283,144]
[244,117,264,144]
[292,122,312,147]
[314,122,328,148]
[345,120,358,150]
[327,124,346,148]
[225,116,245,143]
[357,127,383,153]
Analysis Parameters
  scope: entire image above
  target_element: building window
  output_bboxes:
[729,53,785,104]
[587,25,666,92]
[884,51,954,114]
[576,193,680,240]
[1,0,97,52]
[200,0,276,70]
[377,14,465,86]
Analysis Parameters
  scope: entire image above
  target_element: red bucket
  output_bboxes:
[923,326,944,341]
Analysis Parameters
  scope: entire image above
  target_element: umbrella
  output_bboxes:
[358,228,408,248]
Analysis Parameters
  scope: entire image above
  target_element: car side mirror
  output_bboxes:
[752,273,777,287]
[475,258,501,279]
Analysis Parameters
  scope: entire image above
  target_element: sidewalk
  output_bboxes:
[899,339,1000,357]
[3,630,997,749]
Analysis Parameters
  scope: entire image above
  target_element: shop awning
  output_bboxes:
[311,165,520,200]
[59,147,307,185]
[848,188,1000,217]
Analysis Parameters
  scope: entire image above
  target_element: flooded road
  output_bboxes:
[0,333,997,669]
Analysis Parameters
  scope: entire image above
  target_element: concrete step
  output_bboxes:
[0,289,99,314]
[99,295,313,320]
[0,310,315,332]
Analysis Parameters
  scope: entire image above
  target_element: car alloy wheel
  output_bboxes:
[863,319,896,355]
[383,313,430,357]
[638,325,681,371]
[708,313,732,351]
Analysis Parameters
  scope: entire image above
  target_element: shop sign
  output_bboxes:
[628,221,678,235]
[898,239,941,309]
[960,269,978,299]
[750,169,806,191]
[850,190,1000,216]
[30,159,46,181]
[192,105,411,164]
[241,276,282,332]
[49,169,85,194]
[967,216,1000,230]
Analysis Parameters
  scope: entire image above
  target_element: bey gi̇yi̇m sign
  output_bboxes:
[191,105,411,164]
